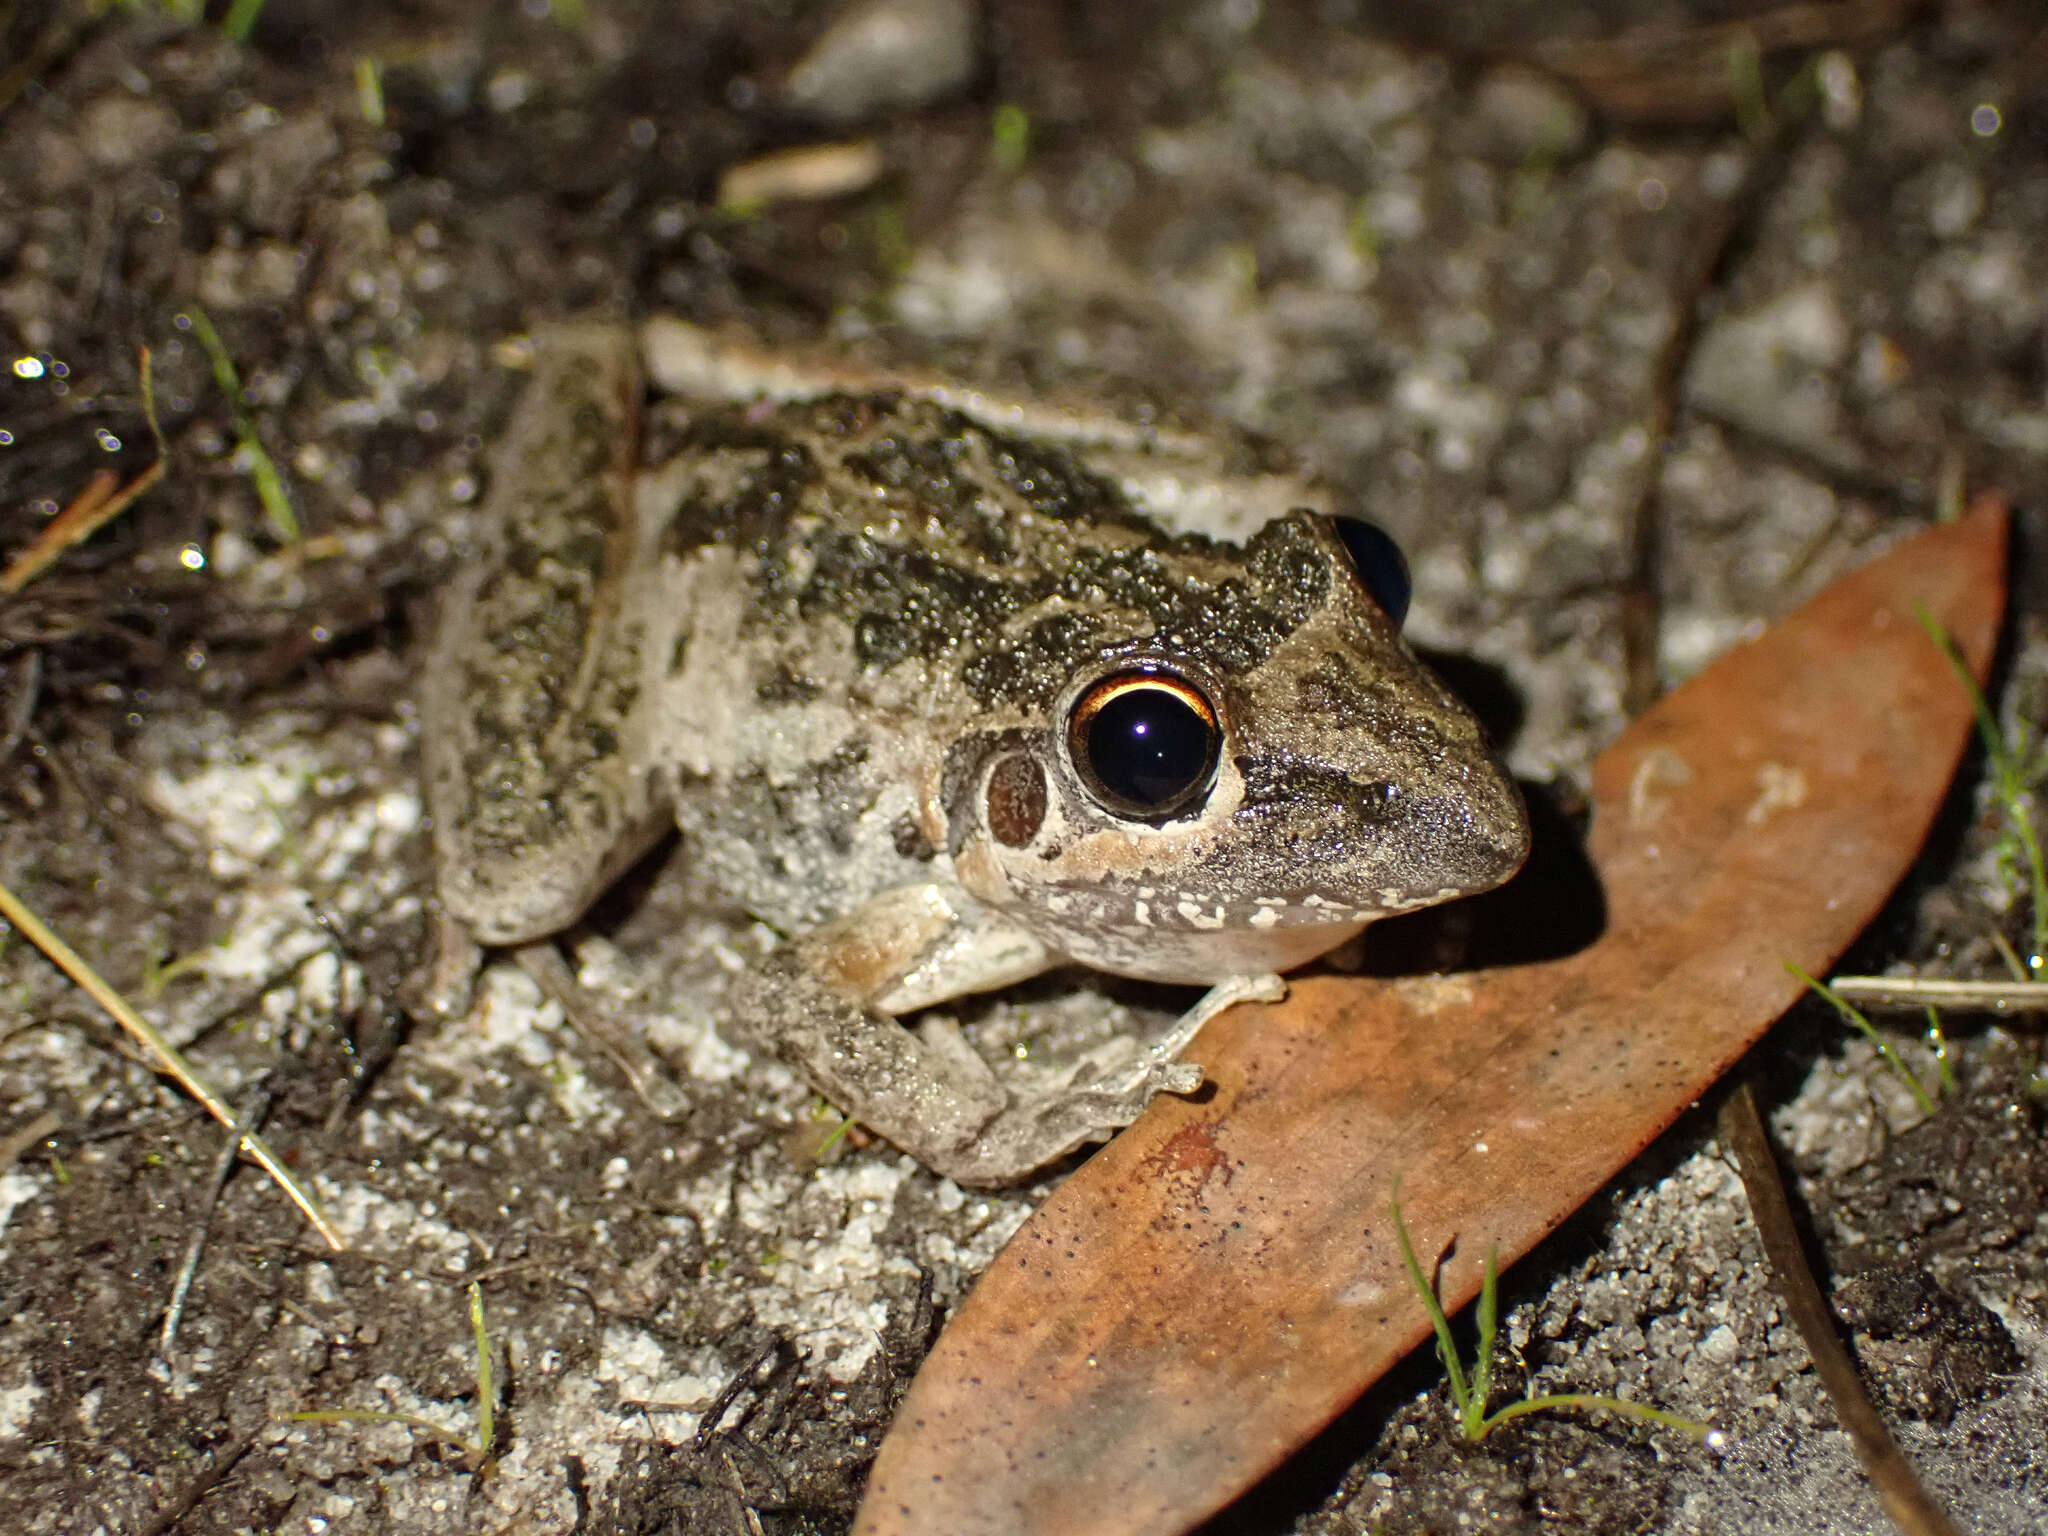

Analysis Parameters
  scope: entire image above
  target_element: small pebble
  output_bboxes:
[785,0,976,126]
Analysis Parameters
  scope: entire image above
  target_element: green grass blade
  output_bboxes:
[184,308,300,542]
[992,103,1031,172]
[1912,604,2004,770]
[1389,1194,1471,1414]
[220,0,268,43]
[1468,1246,1499,1439]
[1787,962,1937,1116]
[1924,1007,1957,1095]
[1912,604,2048,972]
[470,1282,494,1459]
[1482,1393,1716,1443]
[283,1408,475,1456]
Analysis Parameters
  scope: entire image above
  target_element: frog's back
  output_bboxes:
[622,394,1177,931]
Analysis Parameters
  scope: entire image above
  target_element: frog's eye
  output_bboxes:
[1332,515,1411,628]
[1067,669,1221,821]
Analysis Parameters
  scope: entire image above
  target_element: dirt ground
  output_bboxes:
[0,1,2044,1533]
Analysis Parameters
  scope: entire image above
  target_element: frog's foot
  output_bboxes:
[921,971,1291,1183]
[809,1007,1207,1188]
[733,930,1291,1185]
[729,945,1012,1162]
[402,911,486,1022]
[921,971,1288,1183]
[922,1064,1202,1187]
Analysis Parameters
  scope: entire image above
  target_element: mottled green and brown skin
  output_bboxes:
[424,323,1527,1184]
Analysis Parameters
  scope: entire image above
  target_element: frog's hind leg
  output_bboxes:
[727,885,1264,1186]
[422,324,666,946]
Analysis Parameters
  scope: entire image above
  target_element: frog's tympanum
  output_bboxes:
[424,323,1528,1185]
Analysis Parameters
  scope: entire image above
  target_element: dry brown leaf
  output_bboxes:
[855,500,2007,1536]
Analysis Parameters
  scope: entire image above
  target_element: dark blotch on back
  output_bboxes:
[988,436,1126,523]
[843,429,1013,562]
[962,518,1332,708]
[651,394,1334,708]
[662,415,825,578]
[817,537,1020,673]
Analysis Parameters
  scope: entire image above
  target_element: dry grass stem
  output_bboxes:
[0,878,344,1251]
[1827,975,2048,1011]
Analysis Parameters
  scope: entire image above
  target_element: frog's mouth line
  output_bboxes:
[1036,908,1379,987]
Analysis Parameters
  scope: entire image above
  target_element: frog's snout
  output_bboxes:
[1398,767,1531,899]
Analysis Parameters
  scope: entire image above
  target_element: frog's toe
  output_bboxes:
[1148,1060,1206,1096]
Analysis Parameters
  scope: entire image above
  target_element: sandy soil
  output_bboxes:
[0,2,2043,1532]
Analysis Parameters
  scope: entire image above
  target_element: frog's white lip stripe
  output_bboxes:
[1026,886,1392,931]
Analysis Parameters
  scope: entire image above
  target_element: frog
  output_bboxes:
[420,319,1529,1187]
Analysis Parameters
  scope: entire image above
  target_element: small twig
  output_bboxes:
[0,649,42,769]
[1,347,171,596]
[1718,1082,1962,1536]
[436,1255,546,1291]
[719,1444,770,1536]
[713,1420,792,1512]
[695,1337,788,1447]
[1618,62,1815,714]
[1525,0,1920,125]
[512,941,690,1120]
[0,1109,61,1172]
[1827,975,2048,1012]
[134,1430,256,1536]
[162,1082,276,1356]
[0,878,344,1251]
[0,461,163,596]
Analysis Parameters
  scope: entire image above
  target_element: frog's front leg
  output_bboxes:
[730,885,1212,1186]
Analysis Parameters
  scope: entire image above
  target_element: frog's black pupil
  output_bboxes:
[1085,686,1215,812]
[1333,516,1412,627]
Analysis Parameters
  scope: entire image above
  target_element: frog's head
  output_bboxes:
[944,510,1529,985]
